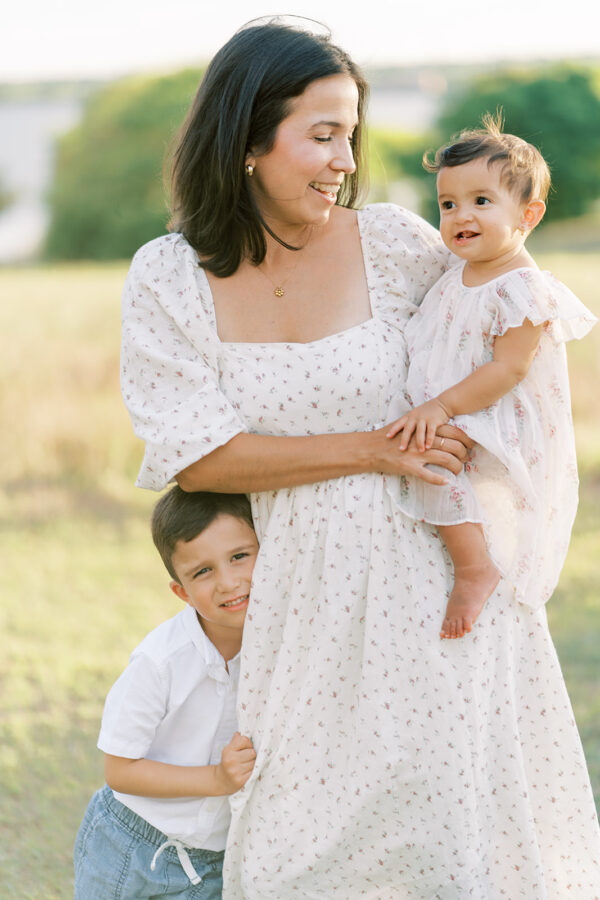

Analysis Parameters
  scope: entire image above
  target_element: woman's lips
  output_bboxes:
[309,182,340,201]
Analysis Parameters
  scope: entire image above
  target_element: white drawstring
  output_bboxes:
[150,839,202,885]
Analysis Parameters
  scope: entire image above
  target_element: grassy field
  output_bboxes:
[1,254,599,898]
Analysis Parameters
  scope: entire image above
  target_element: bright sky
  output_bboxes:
[4,0,599,81]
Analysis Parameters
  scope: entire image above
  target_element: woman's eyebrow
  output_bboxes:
[309,119,357,129]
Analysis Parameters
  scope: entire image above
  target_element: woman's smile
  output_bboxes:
[309,181,343,202]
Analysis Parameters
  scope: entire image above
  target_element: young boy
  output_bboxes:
[74,487,258,899]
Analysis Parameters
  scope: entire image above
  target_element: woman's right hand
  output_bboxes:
[176,425,474,495]
[370,422,471,484]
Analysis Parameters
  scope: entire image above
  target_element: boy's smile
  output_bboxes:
[169,514,259,655]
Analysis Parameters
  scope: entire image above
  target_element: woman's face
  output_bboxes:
[247,74,359,230]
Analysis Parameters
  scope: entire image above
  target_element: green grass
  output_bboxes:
[1,253,599,897]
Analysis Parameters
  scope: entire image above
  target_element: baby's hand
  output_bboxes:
[386,399,451,451]
[215,732,256,794]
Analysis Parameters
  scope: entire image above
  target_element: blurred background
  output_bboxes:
[1,2,599,896]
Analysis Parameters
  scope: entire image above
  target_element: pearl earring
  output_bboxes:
[245,164,254,176]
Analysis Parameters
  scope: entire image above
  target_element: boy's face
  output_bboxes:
[436,157,528,264]
[169,514,259,647]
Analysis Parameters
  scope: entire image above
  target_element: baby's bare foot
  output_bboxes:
[440,560,501,639]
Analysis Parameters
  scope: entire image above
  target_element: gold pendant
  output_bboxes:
[274,286,285,297]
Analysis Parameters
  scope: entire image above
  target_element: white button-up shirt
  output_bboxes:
[98,604,240,850]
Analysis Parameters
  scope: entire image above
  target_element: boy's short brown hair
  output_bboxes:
[424,112,551,205]
[151,486,254,581]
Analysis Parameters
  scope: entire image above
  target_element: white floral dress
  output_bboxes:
[121,205,600,899]
[387,260,597,609]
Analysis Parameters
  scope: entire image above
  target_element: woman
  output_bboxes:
[121,21,600,898]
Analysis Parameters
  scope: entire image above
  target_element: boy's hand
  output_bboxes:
[215,732,256,794]
[386,399,451,451]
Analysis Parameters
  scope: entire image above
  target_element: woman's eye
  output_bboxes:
[476,196,490,205]
[314,136,332,143]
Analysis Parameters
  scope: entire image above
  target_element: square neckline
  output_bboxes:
[197,207,377,347]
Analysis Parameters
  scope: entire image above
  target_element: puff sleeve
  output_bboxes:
[121,235,248,491]
[358,204,450,329]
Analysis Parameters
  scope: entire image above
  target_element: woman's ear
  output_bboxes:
[170,580,190,605]
[521,199,546,232]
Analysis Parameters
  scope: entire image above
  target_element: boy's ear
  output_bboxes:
[521,199,546,231]
[169,580,189,604]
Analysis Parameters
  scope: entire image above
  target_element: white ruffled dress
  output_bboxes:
[121,205,600,898]
[387,260,597,609]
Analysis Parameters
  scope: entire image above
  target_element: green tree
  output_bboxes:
[45,68,202,260]
[397,65,600,225]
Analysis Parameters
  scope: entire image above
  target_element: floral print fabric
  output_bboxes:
[387,261,597,610]
[121,205,600,898]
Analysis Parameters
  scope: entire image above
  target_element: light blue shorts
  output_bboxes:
[74,785,224,899]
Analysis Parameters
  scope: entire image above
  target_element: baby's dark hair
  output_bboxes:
[151,486,254,581]
[424,112,551,204]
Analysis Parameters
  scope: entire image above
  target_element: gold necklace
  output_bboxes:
[255,227,313,298]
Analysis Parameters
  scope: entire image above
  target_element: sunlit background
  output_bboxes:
[2,0,600,261]
[2,3,599,896]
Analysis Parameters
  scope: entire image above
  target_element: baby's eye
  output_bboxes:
[440,200,455,210]
[475,196,491,205]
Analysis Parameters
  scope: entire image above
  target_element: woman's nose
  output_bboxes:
[331,139,356,175]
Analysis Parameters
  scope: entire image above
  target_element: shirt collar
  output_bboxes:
[182,604,240,683]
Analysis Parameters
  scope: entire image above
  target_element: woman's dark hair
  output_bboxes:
[169,20,369,277]
[152,485,254,581]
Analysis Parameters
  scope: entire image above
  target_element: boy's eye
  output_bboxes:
[475,196,490,205]
[194,566,211,578]
[232,552,249,561]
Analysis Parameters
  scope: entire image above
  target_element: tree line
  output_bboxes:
[45,63,600,260]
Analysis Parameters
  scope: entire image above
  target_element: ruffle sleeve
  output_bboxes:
[359,204,449,328]
[121,234,248,491]
[489,268,597,343]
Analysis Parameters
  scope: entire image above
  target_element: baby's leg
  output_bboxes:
[438,523,500,639]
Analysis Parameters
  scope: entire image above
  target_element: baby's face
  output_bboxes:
[437,158,527,264]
